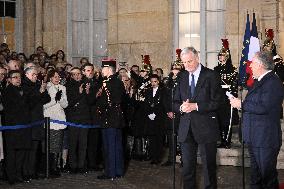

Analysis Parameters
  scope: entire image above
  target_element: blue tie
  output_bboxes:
[191,74,195,97]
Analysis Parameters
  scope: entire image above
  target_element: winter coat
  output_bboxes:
[3,84,32,149]
[65,79,91,125]
[44,82,68,130]
[22,77,51,140]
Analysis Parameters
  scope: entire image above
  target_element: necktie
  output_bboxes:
[191,74,195,97]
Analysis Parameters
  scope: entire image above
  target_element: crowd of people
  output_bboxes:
[0,27,283,189]
[0,43,186,185]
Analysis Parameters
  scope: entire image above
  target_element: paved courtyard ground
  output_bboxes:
[1,160,284,189]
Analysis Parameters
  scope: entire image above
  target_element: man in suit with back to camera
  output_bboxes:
[174,47,222,189]
[230,51,284,189]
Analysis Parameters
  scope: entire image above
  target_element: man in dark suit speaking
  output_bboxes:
[230,51,284,189]
[174,47,222,189]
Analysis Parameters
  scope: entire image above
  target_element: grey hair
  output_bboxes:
[24,62,36,70]
[24,66,37,74]
[254,51,274,70]
[181,47,199,57]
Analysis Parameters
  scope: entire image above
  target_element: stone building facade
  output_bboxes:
[2,0,284,71]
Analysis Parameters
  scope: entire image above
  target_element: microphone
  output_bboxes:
[226,91,234,99]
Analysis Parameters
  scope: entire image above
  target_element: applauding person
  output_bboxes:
[43,70,68,177]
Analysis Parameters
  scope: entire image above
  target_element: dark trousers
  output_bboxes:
[25,140,41,176]
[248,146,280,189]
[102,128,124,177]
[217,103,232,144]
[87,129,100,168]
[68,127,88,169]
[5,149,27,182]
[181,128,217,189]
[166,130,177,162]
[149,134,163,162]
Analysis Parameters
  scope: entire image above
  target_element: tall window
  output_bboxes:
[177,0,225,68]
[67,0,107,66]
[0,0,16,50]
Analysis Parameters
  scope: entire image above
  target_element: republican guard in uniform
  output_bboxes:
[97,59,125,180]
[214,39,239,148]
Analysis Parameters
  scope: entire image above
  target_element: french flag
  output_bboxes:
[246,12,260,88]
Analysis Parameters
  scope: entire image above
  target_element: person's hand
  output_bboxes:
[85,83,91,94]
[96,88,102,97]
[181,99,197,113]
[167,112,174,119]
[230,97,242,110]
[148,113,156,120]
[79,84,84,94]
[40,81,47,93]
[188,103,197,112]
[55,90,62,102]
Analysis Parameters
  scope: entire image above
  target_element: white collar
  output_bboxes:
[258,70,272,81]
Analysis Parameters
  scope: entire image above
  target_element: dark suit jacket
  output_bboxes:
[174,65,222,143]
[242,71,284,149]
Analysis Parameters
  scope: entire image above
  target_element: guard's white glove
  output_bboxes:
[148,113,156,120]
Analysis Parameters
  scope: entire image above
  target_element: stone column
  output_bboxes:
[23,0,35,54]
[278,0,284,57]
[35,0,43,48]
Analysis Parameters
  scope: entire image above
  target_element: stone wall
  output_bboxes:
[22,0,67,56]
[107,0,173,73]
[20,0,283,70]
[225,0,284,67]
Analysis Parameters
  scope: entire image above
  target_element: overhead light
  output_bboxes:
[185,33,200,38]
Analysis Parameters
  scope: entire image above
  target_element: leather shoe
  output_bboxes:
[50,169,61,178]
[78,168,88,174]
[150,160,160,165]
[217,143,226,148]
[97,174,115,180]
[161,161,173,166]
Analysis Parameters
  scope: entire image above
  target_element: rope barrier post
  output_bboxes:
[45,117,50,179]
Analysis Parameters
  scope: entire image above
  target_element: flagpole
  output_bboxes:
[241,5,245,189]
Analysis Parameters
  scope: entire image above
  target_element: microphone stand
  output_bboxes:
[239,86,245,189]
[171,86,176,189]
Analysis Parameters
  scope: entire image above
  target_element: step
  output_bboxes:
[175,119,284,168]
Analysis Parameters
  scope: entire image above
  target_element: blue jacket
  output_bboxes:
[242,71,284,148]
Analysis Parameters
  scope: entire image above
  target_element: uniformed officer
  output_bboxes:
[97,59,125,180]
[262,29,284,118]
[214,39,239,148]
[162,49,183,166]
[131,55,152,160]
